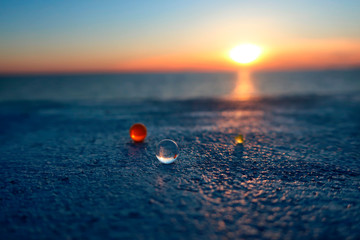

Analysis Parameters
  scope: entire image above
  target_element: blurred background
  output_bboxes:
[0,0,360,100]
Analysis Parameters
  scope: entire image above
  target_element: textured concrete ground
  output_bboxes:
[0,95,360,239]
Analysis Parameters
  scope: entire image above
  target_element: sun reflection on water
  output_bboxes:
[232,70,256,100]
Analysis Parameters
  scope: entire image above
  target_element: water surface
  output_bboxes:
[1,69,359,101]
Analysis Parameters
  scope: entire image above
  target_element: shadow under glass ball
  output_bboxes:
[156,139,179,164]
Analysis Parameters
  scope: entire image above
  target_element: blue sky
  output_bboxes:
[1,0,359,73]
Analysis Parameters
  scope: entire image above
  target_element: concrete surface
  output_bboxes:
[0,95,360,239]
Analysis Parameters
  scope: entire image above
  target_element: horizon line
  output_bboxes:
[1,65,360,77]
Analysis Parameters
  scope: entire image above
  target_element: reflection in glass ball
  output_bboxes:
[156,139,179,164]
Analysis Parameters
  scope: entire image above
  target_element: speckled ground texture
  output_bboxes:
[1,95,360,240]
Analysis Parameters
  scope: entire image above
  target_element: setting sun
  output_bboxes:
[230,44,262,64]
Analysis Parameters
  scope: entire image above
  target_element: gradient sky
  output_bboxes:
[1,0,360,74]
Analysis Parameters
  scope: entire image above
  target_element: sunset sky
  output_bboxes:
[1,0,360,74]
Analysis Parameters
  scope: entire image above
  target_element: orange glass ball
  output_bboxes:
[129,123,147,142]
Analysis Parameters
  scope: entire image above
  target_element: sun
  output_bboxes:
[230,44,262,64]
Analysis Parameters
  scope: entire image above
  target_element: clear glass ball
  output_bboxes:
[156,139,179,164]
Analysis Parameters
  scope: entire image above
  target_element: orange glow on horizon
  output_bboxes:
[255,38,360,71]
[0,39,360,74]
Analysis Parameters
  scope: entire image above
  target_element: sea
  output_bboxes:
[0,69,359,101]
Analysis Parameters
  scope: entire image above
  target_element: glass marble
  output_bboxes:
[129,123,147,142]
[235,134,244,144]
[156,139,179,164]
